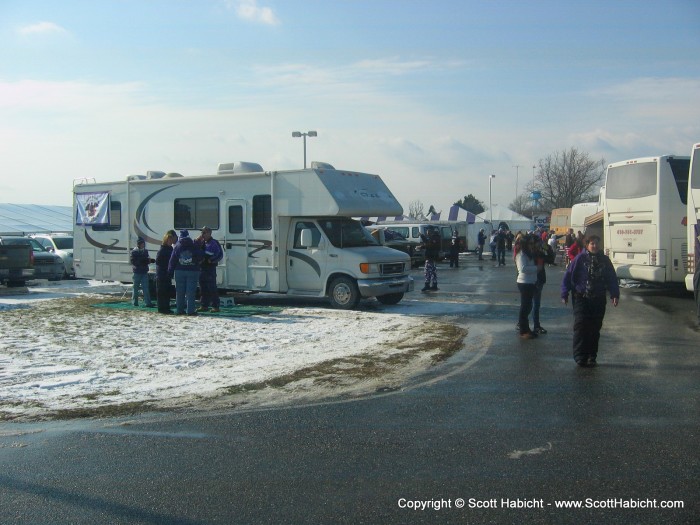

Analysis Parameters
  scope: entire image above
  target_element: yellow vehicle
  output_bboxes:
[549,207,572,242]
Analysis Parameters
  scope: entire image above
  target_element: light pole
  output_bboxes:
[489,174,496,228]
[513,165,520,201]
[292,130,317,169]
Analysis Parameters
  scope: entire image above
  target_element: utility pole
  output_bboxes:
[513,165,521,201]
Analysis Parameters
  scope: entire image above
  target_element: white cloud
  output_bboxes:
[229,0,280,25]
[17,21,68,36]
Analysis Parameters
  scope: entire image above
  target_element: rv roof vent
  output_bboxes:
[127,174,147,181]
[164,172,184,178]
[310,161,335,170]
[146,170,166,179]
[217,161,264,175]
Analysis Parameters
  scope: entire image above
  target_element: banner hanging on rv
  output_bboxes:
[75,192,110,225]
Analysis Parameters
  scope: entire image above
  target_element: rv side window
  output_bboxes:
[93,201,121,231]
[411,226,420,239]
[253,195,272,230]
[293,221,321,248]
[228,205,243,234]
[174,198,219,230]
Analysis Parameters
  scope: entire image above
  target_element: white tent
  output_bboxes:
[477,204,533,233]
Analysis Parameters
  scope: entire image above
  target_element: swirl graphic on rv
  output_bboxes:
[133,185,179,245]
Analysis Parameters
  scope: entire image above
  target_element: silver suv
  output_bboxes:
[31,233,74,278]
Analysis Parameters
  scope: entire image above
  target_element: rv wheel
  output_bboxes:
[328,276,360,310]
[376,293,403,305]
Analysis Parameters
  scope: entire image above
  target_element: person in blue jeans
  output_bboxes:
[168,229,202,316]
[194,226,223,312]
[130,237,154,307]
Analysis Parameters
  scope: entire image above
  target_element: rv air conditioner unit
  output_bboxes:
[146,171,166,179]
[217,161,264,175]
[310,161,335,170]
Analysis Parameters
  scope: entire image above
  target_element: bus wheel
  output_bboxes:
[328,277,360,310]
[376,293,403,305]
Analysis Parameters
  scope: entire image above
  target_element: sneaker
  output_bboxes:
[534,326,547,334]
[196,306,209,312]
[211,307,220,313]
[586,357,597,367]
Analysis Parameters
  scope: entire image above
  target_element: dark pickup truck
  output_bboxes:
[0,237,34,287]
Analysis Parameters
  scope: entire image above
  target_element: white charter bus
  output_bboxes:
[686,143,700,296]
[604,154,690,284]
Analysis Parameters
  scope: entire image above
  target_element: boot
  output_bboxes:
[421,283,431,292]
[430,283,439,291]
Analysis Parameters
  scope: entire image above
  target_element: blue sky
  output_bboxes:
[1,0,699,211]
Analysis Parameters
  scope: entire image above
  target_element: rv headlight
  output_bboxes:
[360,263,380,274]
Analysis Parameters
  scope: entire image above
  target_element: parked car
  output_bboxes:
[367,226,426,268]
[0,236,34,287]
[0,237,64,281]
[31,233,74,278]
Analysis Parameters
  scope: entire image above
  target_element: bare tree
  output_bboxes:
[408,200,425,219]
[534,147,606,209]
[509,193,534,217]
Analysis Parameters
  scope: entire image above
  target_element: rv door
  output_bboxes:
[287,220,326,292]
[225,200,249,288]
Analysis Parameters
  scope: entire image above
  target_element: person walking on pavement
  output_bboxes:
[515,234,539,339]
[496,228,507,266]
[477,228,486,260]
[194,226,224,312]
[449,230,460,268]
[168,229,203,316]
[155,230,177,314]
[421,227,440,291]
[561,235,620,367]
[130,237,155,308]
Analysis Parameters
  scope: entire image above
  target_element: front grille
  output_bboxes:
[380,262,405,275]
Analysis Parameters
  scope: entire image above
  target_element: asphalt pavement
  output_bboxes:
[1,252,698,525]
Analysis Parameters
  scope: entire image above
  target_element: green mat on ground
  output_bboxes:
[92,301,284,318]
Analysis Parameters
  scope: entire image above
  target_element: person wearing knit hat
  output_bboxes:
[130,237,155,308]
[194,226,223,312]
[168,229,202,315]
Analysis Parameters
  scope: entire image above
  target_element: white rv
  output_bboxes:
[73,162,414,309]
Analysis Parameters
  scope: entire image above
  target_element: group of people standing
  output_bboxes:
[130,226,223,316]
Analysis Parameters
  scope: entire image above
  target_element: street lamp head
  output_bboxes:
[307,131,318,137]
[490,174,496,179]
[292,131,302,137]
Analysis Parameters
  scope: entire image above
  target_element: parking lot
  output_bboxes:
[1,252,698,524]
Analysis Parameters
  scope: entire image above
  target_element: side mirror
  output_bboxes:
[299,228,313,248]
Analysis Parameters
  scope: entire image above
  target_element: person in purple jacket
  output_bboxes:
[168,229,202,316]
[561,235,620,367]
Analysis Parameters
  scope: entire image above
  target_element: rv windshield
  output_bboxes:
[318,218,379,248]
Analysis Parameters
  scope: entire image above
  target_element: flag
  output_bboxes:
[75,192,110,225]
